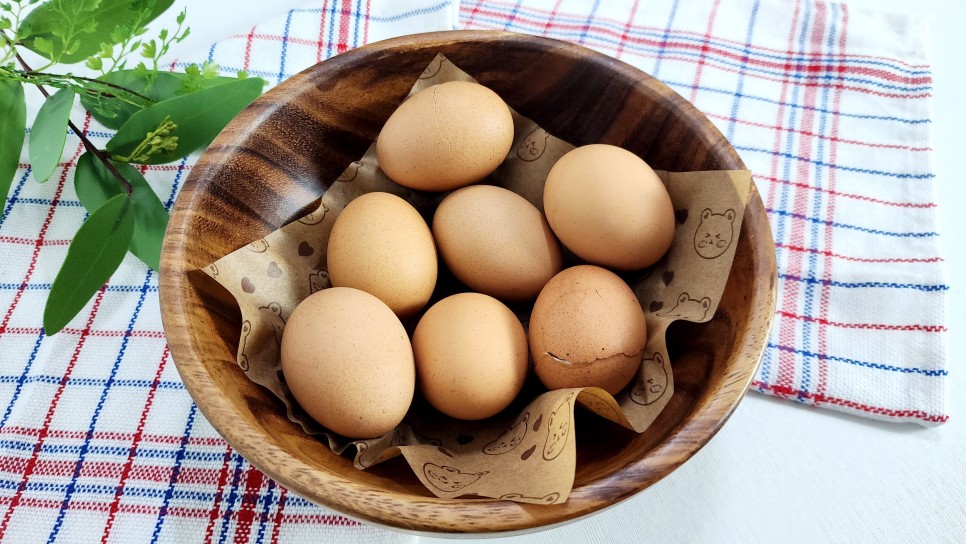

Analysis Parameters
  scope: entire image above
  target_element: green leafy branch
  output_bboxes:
[2,32,133,191]
[0,0,266,335]
[133,7,187,81]
[88,0,153,74]
[22,0,104,70]
[0,64,153,110]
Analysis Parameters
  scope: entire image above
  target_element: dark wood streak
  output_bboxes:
[159,31,778,535]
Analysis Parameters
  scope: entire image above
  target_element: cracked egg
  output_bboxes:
[528,265,647,395]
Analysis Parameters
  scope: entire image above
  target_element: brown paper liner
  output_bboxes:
[201,54,751,504]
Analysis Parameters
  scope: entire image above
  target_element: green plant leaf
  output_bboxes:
[29,87,74,183]
[32,35,53,54]
[20,0,174,63]
[79,16,97,34]
[201,60,218,79]
[140,39,155,58]
[63,38,81,55]
[43,193,134,335]
[0,80,26,213]
[79,69,242,130]
[85,55,103,71]
[74,152,168,270]
[110,24,127,45]
[106,77,263,164]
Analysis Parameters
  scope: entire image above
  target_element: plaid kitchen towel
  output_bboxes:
[0,0,948,542]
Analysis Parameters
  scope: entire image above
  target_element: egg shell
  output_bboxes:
[376,81,515,191]
[412,293,528,420]
[280,287,415,439]
[544,144,675,270]
[529,265,647,395]
[433,185,563,301]
[327,192,437,318]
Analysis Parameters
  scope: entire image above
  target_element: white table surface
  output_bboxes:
[159,1,966,542]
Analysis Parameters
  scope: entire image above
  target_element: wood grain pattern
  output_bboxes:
[159,31,777,535]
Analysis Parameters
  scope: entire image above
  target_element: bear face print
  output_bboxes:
[297,202,329,225]
[483,412,530,455]
[336,161,362,183]
[422,463,487,492]
[308,268,330,293]
[499,492,561,504]
[516,127,551,162]
[353,441,371,468]
[657,292,712,321]
[247,238,269,253]
[258,302,286,346]
[694,208,736,259]
[419,56,444,79]
[238,320,252,372]
[631,353,669,406]
[543,393,574,461]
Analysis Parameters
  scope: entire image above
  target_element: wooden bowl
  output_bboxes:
[159,30,777,535]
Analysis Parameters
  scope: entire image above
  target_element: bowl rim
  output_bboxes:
[159,29,777,535]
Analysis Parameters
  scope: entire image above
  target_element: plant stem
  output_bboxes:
[3,33,133,196]
[24,70,154,103]
[0,67,155,108]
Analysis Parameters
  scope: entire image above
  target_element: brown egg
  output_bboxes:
[280,287,415,439]
[544,144,674,270]
[327,192,437,317]
[529,265,647,395]
[376,81,514,191]
[413,293,528,420]
[433,185,562,301]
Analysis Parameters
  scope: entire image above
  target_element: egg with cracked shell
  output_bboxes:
[529,265,647,395]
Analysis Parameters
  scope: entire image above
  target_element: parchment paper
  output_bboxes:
[202,54,751,504]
